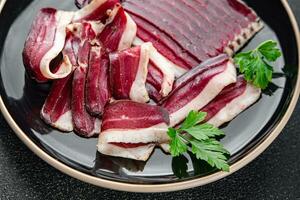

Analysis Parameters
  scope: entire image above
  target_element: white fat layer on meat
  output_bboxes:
[40,109,73,132]
[118,13,137,51]
[169,61,237,127]
[129,42,151,103]
[40,11,74,80]
[99,123,169,144]
[98,143,155,161]
[207,83,261,127]
[159,83,261,153]
[87,118,102,137]
[73,0,108,21]
[67,21,105,39]
[133,37,187,77]
[224,20,264,56]
[52,111,73,132]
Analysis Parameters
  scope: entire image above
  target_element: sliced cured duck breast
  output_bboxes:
[85,46,111,116]
[160,54,237,127]
[71,32,101,137]
[72,65,101,137]
[40,74,74,132]
[98,142,155,161]
[109,42,151,103]
[123,0,263,68]
[98,100,169,145]
[98,4,137,52]
[134,38,176,100]
[202,76,261,127]
[22,8,74,82]
[160,76,261,153]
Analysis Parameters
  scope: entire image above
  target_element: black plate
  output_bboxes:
[0,0,299,189]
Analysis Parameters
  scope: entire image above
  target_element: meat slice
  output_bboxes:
[72,66,101,137]
[98,100,170,160]
[70,25,101,137]
[98,4,137,52]
[40,73,73,132]
[160,76,261,152]
[86,46,110,116]
[22,8,74,82]
[133,38,176,98]
[109,42,151,103]
[161,54,237,127]
[203,76,261,127]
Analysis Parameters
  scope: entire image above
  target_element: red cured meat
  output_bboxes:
[161,54,237,126]
[40,73,73,132]
[202,76,248,121]
[123,0,263,68]
[22,8,73,82]
[109,43,150,103]
[98,4,136,52]
[102,100,169,131]
[86,46,111,116]
[72,66,100,137]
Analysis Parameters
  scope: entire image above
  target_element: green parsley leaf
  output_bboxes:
[180,111,207,129]
[168,111,230,172]
[168,128,188,157]
[190,139,230,172]
[257,40,282,62]
[182,123,224,141]
[234,40,282,89]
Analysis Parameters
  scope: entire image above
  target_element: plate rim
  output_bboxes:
[0,0,299,193]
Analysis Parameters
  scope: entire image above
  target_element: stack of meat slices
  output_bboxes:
[23,0,262,161]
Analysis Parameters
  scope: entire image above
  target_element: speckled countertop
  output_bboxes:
[0,0,300,199]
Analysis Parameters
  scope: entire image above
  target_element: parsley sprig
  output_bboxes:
[234,40,282,89]
[167,111,230,172]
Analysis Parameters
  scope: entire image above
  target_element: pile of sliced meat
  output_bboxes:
[22,0,263,160]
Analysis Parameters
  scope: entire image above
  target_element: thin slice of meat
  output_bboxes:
[40,73,73,132]
[73,0,120,22]
[98,142,155,161]
[72,66,101,137]
[203,76,261,127]
[86,46,111,116]
[133,38,176,98]
[22,8,74,82]
[109,42,151,103]
[98,4,137,52]
[99,100,169,145]
[160,54,237,127]
[160,76,261,153]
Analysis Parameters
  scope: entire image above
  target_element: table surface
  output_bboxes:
[0,0,300,199]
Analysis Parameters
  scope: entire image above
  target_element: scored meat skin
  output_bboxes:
[123,0,263,69]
